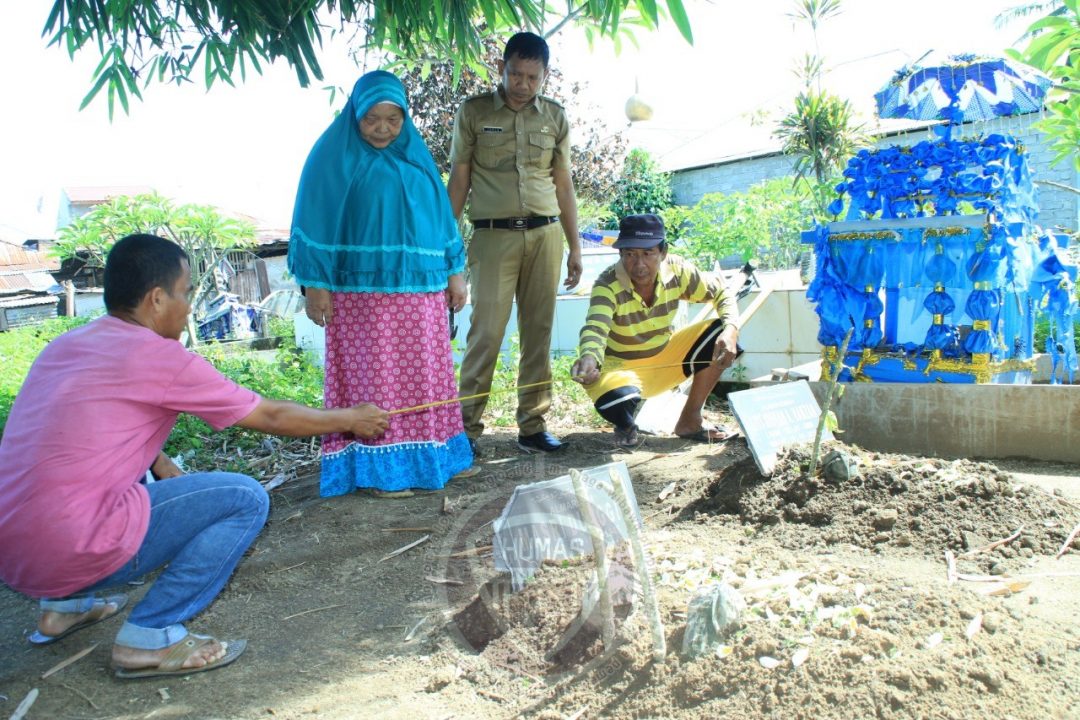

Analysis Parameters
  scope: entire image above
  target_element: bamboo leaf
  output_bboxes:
[665,0,694,43]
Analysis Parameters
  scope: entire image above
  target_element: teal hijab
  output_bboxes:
[288,70,464,293]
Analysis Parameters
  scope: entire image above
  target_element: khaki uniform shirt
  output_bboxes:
[450,88,570,219]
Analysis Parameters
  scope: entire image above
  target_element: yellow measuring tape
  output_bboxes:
[386,360,716,416]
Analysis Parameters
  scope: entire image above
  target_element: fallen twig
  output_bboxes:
[381,527,433,533]
[565,710,587,720]
[448,545,492,559]
[425,575,464,586]
[58,682,99,710]
[956,572,1007,582]
[476,688,507,702]
[490,659,543,684]
[1056,520,1080,559]
[379,534,430,563]
[282,603,345,621]
[404,617,427,642]
[269,561,306,574]
[945,550,957,584]
[41,643,97,679]
[645,505,674,521]
[960,526,1024,558]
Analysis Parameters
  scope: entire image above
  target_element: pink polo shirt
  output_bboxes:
[0,316,261,597]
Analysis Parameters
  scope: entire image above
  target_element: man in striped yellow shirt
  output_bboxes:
[571,214,740,447]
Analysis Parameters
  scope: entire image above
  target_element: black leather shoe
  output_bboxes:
[517,431,565,454]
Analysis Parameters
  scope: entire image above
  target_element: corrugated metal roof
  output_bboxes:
[0,294,58,309]
[0,242,61,272]
[0,270,59,293]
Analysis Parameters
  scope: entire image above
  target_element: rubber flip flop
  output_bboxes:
[676,425,739,443]
[28,594,129,646]
[613,426,643,450]
[114,636,247,679]
[452,466,482,480]
[366,488,415,499]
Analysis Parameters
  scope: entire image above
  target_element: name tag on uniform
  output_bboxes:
[482,126,504,133]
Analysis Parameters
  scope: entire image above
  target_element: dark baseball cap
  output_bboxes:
[612,213,666,249]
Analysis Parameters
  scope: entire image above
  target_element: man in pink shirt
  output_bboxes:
[0,233,390,678]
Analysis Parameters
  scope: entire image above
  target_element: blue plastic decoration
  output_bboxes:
[801,57,1077,385]
[874,56,1052,126]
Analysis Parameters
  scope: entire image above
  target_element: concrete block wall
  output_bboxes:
[671,113,1079,233]
[808,382,1080,463]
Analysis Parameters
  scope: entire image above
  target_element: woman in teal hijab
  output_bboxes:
[289,70,473,498]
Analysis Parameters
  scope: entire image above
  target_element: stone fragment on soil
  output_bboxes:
[871,508,898,530]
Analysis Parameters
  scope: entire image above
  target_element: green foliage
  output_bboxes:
[1033,309,1080,356]
[166,329,325,472]
[607,148,674,226]
[578,197,617,232]
[775,0,866,218]
[44,0,696,118]
[52,192,256,319]
[774,90,867,215]
[0,314,324,472]
[395,38,627,204]
[1010,0,1080,171]
[0,316,92,441]
[482,334,604,429]
[669,177,818,270]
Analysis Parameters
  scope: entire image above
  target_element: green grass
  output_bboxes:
[1,318,602,476]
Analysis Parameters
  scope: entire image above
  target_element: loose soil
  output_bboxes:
[2,415,1079,720]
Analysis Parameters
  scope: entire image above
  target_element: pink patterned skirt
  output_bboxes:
[320,292,471,496]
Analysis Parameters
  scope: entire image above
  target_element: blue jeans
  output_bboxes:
[40,472,269,650]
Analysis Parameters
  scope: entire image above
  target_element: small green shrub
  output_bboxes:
[167,328,325,472]
[481,334,604,430]
[606,148,674,227]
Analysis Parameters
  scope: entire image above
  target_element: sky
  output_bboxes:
[0,1,1031,237]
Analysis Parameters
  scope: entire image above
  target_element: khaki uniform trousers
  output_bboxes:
[458,222,564,438]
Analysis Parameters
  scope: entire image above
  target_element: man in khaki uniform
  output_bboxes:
[448,31,582,454]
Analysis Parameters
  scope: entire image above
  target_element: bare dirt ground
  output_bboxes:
[2,412,1079,720]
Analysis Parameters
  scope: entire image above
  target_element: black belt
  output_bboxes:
[471,216,558,231]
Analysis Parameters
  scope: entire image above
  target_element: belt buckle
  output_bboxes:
[510,217,528,230]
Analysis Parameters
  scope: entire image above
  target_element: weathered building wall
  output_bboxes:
[671,113,1079,232]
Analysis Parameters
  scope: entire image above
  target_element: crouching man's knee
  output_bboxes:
[594,386,642,429]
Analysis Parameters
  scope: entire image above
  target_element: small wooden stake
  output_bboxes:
[610,467,666,662]
[570,469,616,650]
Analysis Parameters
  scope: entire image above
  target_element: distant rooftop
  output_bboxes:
[62,185,155,205]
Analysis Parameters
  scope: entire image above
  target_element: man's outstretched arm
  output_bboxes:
[236,399,389,439]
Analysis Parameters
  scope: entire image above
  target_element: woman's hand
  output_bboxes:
[305,288,333,327]
[446,273,467,312]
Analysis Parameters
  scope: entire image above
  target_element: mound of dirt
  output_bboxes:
[429,441,1080,720]
[690,443,1076,574]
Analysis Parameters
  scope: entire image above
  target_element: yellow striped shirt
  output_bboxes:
[578,254,738,364]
